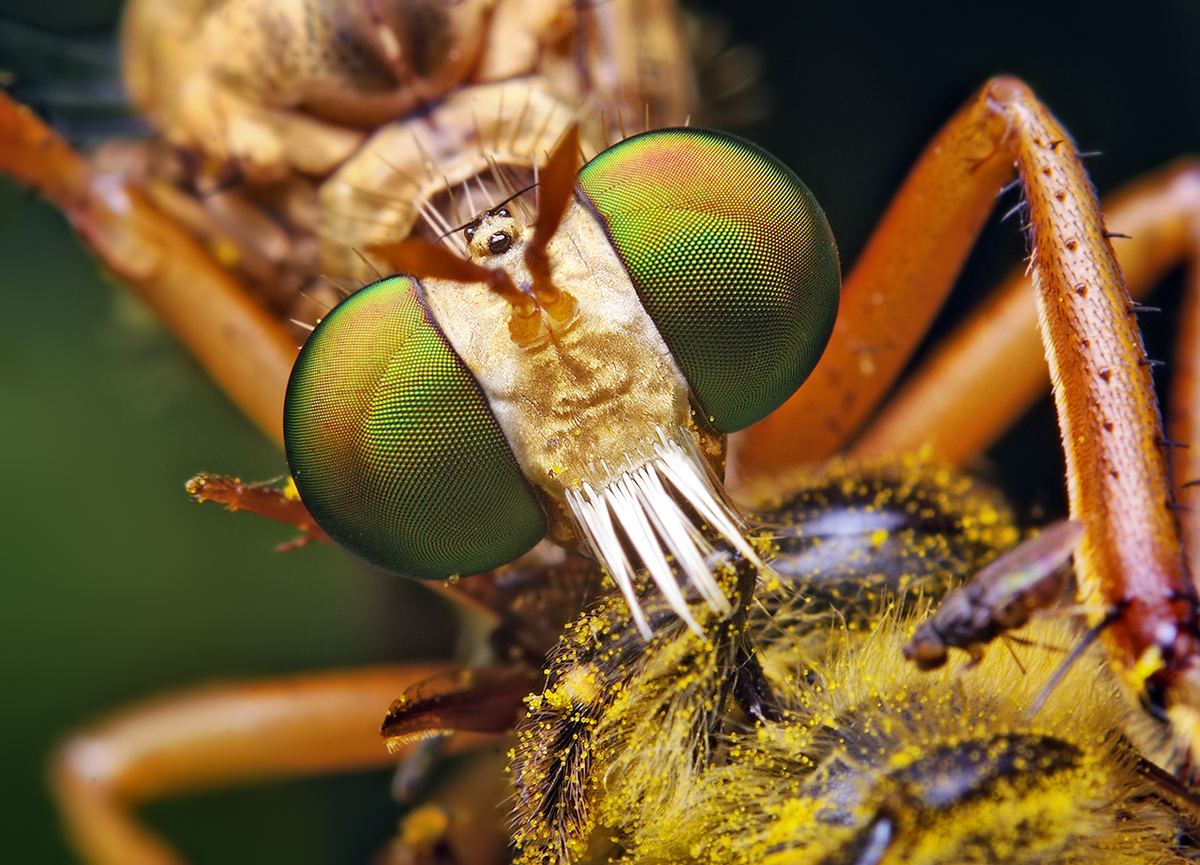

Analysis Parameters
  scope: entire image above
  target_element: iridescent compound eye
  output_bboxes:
[284,128,838,593]
[576,127,840,433]
[283,275,547,579]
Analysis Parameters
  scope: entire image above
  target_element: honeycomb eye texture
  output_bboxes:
[283,276,547,578]
[576,128,840,433]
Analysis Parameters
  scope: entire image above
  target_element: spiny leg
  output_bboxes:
[736,84,1200,477]
[851,161,1200,464]
[991,77,1199,756]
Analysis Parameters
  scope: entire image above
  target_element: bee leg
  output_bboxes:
[732,645,783,724]
[0,91,296,442]
[51,665,472,865]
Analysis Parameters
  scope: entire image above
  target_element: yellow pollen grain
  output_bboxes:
[545,665,603,712]
[398,804,449,846]
[213,239,241,268]
[1132,645,1166,687]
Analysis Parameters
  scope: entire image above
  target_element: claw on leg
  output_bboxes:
[185,473,328,547]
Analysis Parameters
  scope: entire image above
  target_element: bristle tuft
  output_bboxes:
[565,434,759,637]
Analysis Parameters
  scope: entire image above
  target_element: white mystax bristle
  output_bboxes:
[565,431,765,638]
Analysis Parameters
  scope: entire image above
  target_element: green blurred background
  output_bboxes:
[2,1,1199,862]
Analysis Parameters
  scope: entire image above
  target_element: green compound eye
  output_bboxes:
[577,128,840,433]
[283,275,547,579]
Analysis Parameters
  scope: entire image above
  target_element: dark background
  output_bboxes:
[2,1,1199,862]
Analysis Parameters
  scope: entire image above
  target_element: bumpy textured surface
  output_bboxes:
[511,463,1190,865]
[576,128,840,433]
[284,275,546,578]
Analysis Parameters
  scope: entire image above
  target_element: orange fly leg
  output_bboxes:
[979,77,1200,756]
[732,74,1200,756]
[735,79,1019,473]
[851,160,1200,464]
[736,81,1200,480]
[0,91,296,443]
[51,665,478,865]
[1167,203,1200,580]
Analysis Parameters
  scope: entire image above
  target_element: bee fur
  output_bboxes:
[510,462,1200,865]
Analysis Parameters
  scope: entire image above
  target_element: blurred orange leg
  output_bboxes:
[738,76,1020,470]
[850,161,1200,464]
[0,92,296,443]
[1167,214,1200,581]
[51,665,470,865]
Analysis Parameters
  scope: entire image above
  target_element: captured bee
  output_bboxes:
[493,465,1200,865]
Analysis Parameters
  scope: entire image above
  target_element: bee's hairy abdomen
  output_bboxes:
[510,462,1199,865]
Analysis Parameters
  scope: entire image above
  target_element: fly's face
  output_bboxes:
[283,127,841,634]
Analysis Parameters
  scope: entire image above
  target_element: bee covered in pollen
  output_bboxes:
[499,464,1200,865]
